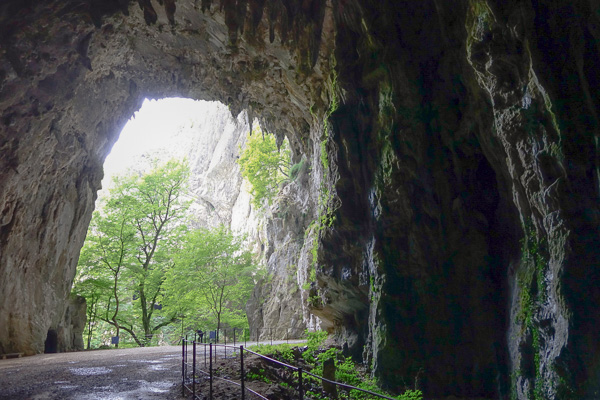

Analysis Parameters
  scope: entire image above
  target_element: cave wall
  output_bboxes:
[312,1,599,397]
[1,0,599,398]
[0,0,333,355]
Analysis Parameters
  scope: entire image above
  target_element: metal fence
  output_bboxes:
[181,338,400,400]
[186,327,294,346]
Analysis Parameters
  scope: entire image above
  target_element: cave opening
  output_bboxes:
[74,95,284,349]
[1,0,599,397]
[44,329,58,354]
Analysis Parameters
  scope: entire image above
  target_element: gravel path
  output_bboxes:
[0,346,185,400]
[0,340,306,400]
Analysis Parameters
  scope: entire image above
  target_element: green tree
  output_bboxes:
[74,159,190,347]
[74,199,137,347]
[71,251,113,349]
[164,226,258,335]
[238,127,291,208]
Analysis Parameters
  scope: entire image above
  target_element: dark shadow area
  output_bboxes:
[44,329,58,353]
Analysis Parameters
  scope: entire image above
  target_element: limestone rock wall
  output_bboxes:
[1,0,599,398]
[105,102,254,231]
[56,295,86,352]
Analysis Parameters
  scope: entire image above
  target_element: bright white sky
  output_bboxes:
[102,97,211,186]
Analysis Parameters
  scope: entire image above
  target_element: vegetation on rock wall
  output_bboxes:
[238,126,292,208]
[249,331,423,400]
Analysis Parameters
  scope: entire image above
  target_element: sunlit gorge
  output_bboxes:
[102,98,228,192]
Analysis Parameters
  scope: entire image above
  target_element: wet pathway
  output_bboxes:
[0,346,184,399]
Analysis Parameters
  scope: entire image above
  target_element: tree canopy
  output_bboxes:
[73,159,260,348]
[75,160,191,346]
[163,225,258,335]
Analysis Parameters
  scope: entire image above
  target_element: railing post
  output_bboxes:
[181,337,185,396]
[209,343,213,400]
[298,367,304,400]
[240,345,245,400]
[192,340,196,398]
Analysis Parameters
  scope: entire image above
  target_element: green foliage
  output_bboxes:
[163,225,257,334]
[516,220,549,399]
[250,343,296,363]
[306,330,328,353]
[289,158,306,180]
[334,355,422,400]
[247,369,272,383]
[247,332,422,400]
[74,159,260,348]
[398,390,424,400]
[74,159,190,347]
[238,126,291,208]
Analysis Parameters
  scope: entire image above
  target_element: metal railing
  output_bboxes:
[181,338,400,400]
[187,327,294,346]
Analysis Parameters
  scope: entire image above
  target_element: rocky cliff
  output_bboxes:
[1,0,599,398]
[101,100,256,231]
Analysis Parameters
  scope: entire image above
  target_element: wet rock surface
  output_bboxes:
[0,346,184,399]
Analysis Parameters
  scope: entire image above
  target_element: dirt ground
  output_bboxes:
[0,346,185,399]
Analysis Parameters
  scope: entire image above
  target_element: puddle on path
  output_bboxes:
[69,367,112,375]
[54,381,78,390]
[72,380,175,399]
[149,364,169,371]
[142,379,174,393]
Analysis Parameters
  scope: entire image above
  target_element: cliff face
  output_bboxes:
[1,0,599,398]
[102,100,255,232]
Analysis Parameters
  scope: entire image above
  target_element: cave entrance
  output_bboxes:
[75,96,272,349]
[44,329,58,353]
